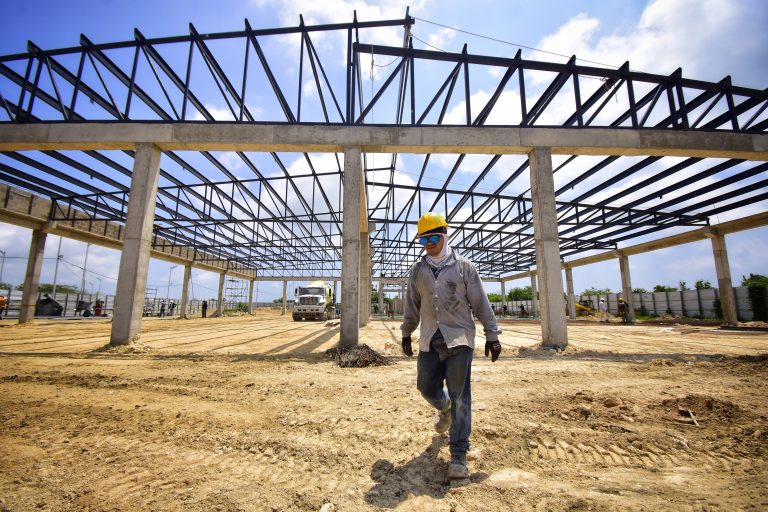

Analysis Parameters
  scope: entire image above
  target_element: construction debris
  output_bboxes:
[325,343,392,368]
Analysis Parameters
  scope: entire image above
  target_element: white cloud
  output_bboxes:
[532,0,768,88]
[426,27,455,52]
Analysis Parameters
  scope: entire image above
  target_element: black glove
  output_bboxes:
[485,339,501,362]
[402,336,413,357]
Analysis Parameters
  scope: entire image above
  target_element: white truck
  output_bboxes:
[292,281,337,321]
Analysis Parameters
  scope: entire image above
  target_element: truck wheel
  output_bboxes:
[292,313,301,321]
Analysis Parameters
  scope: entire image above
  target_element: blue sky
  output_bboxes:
[0,0,766,301]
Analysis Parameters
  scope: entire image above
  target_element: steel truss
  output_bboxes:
[0,12,766,279]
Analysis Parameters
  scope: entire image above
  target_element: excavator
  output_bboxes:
[574,299,596,317]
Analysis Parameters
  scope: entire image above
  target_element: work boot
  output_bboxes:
[434,400,451,433]
[448,454,469,479]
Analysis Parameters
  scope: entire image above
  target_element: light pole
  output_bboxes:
[52,237,63,297]
[96,278,102,299]
[78,243,91,302]
[167,265,179,301]
[0,248,5,288]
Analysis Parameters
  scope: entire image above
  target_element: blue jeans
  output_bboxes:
[417,341,473,460]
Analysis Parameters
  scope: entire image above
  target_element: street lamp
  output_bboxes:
[167,265,179,301]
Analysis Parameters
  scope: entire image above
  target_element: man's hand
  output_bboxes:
[402,336,413,357]
[485,339,501,362]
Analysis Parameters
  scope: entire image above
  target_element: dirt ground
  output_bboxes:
[1,310,766,512]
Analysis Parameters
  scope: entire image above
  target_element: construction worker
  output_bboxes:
[617,297,628,324]
[598,298,609,322]
[401,212,501,480]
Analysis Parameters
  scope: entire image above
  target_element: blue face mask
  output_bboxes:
[418,234,442,246]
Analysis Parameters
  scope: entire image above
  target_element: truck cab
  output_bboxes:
[292,281,336,321]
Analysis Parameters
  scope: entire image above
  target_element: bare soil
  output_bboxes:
[1,310,767,511]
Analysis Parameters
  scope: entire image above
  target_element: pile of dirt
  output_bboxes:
[517,342,581,357]
[90,340,152,354]
[655,393,749,425]
[325,343,392,367]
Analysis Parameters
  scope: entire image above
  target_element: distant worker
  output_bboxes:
[94,299,103,317]
[201,300,208,318]
[519,303,527,317]
[159,300,167,318]
[401,212,501,481]
[491,303,497,315]
[598,298,609,323]
[169,301,176,316]
[617,297,629,324]
[502,304,508,316]
[0,295,6,320]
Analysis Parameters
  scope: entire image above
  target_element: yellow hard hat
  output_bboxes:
[416,212,449,237]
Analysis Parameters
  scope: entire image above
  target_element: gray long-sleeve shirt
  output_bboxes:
[401,251,500,352]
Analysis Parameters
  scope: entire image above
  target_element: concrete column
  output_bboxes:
[111,143,162,345]
[378,280,384,317]
[529,147,567,349]
[565,266,576,320]
[359,230,370,327]
[19,229,47,323]
[179,264,192,319]
[215,272,226,317]
[248,279,255,314]
[617,252,636,324]
[501,281,507,316]
[707,231,738,325]
[341,147,362,347]
[529,272,538,317]
[281,280,288,315]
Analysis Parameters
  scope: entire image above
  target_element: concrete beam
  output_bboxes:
[281,280,287,316]
[0,183,256,281]
[500,211,768,283]
[1,124,765,160]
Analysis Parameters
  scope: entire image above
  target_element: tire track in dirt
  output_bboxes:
[15,403,360,507]
[519,434,748,471]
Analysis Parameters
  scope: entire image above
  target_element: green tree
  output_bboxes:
[695,279,712,290]
[653,284,677,292]
[507,286,532,301]
[581,287,612,296]
[742,273,768,322]
[13,283,79,294]
[0,282,12,291]
[679,280,689,291]
[632,287,648,294]
[487,293,503,303]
